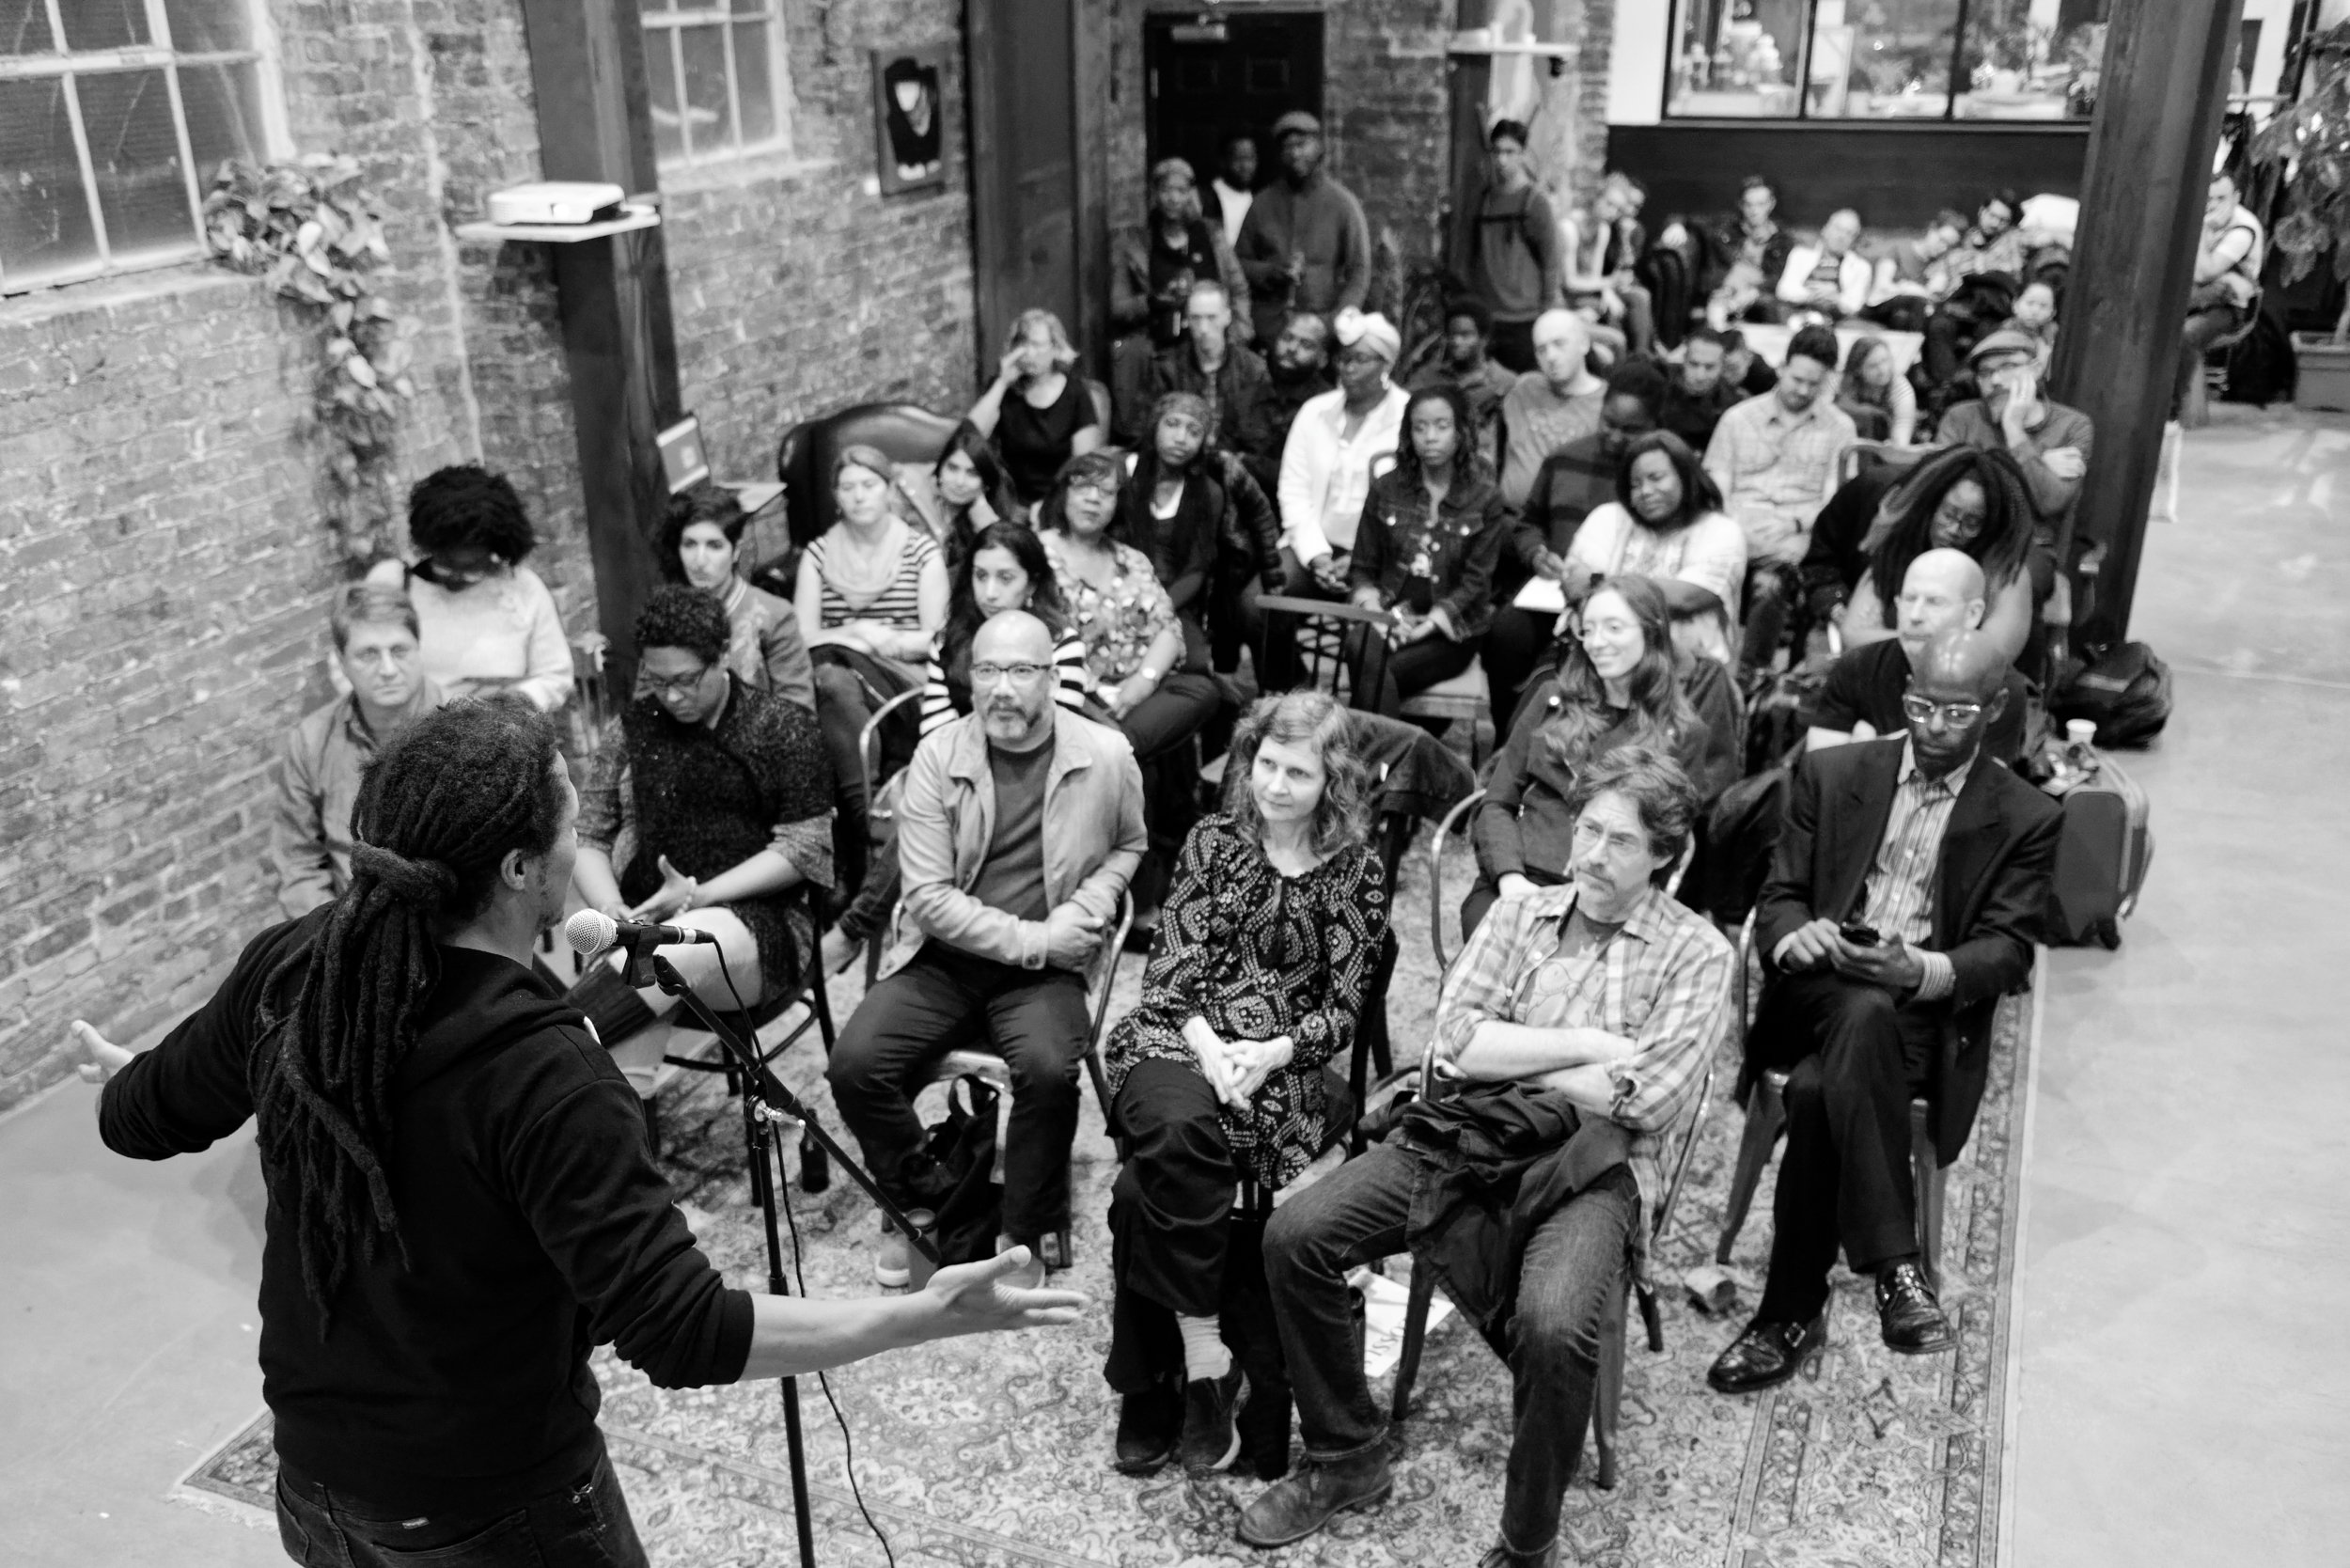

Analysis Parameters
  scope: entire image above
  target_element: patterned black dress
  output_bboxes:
[1104,813,1390,1187]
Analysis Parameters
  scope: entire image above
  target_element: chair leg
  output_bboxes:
[1591,1281,1627,1491]
[1910,1098,1943,1292]
[1716,1072,1789,1264]
[1391,1268,1438,1422]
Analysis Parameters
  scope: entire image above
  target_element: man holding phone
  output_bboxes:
[1935,329,2094,534]
[1707,630,2060,1392]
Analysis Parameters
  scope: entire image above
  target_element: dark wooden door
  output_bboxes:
[968,0,1079,379]
[1143,12,1324,190]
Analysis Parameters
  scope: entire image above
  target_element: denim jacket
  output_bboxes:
[1345,466,1514,641]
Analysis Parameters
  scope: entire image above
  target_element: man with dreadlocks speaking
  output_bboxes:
[70,695,1083,1567]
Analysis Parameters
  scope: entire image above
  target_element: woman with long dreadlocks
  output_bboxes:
[1834,444,2040,666]
[76,697,1081,1567]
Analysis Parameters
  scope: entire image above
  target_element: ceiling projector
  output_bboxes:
[485,182,628,227]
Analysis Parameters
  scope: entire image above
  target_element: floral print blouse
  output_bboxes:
[1042,529,1178,686]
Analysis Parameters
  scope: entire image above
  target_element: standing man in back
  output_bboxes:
[1449,118,1563,373]
[1235,112,1371,348]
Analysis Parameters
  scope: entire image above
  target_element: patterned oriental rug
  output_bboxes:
[180,840,2037,1568]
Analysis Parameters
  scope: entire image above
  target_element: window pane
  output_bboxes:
[161,0,252,54]
[179,59,261,183]
[1807,0,1957,118]
[731,20,774,147]
[679,23,730,157]
[76,68,192,261]
[60,0,150,52]
[1955,0,2104,120]
[1,0,55,57]
[646,27,684,164]
[1668,0,1805,118]
[0,75,98,284]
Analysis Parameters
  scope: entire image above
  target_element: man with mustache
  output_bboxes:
[828,611,1146,1288]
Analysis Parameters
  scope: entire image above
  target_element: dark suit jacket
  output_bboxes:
[1749,737,2061,1163]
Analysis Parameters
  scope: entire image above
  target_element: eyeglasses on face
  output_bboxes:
[644,666,715,698]
[971,661,1051,686]
[1901,694,1983,727]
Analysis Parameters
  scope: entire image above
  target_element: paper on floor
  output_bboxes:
[1348,1263,1454,1378]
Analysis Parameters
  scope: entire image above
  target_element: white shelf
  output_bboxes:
[453,204,660,244]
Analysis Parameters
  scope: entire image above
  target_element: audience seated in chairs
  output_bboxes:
[827,611,1146,1283]
[1560,172,1645,363]
[1702,325,1856,683]
[271,585,444,919]
[1489,360,1669,729]
[1104,691,1391,1477]
[2177,171,2264,418]
[1342,383,1512,720]
[1860,208,1966,334]
[1835,445,2039,667]
[1498,309,1606,510]
[565,586,836,1152]
[896,420,1014,581]
[1722,328,1779,397]
[1806,548,2033,766]
[1562,431,1750,670]
[1708,629,2059,1394]
[1117,391,1282,678]
[1931,331,2092,537]
[1128,280,1280,478]
[1259,309,1338,480]
[1772,209,1871,323]
[1449,118,1565,376]
[1406,295,1516,471]
[1261,309,1410,691]
[967,308,1105,514]
[361,464,574,712]
[1468,575,1741,938]
[1661,174,1794,328]
[656,486,814,713]
[1659,325,1742,453]
[1238,749,1733,1563]
[1919,190,2028,392]
[2000,279,2061,357]
[1835,335,1918,446]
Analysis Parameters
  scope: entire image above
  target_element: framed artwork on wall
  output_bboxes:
[873,44,949,194]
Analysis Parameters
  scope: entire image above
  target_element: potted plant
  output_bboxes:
[2248,21,2350,409]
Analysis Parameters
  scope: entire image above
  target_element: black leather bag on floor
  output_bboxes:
[908,1075,1002,1265]
[2052,641,2172,747]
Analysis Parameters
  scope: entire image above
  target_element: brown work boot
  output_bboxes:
[1234,1444,1392,1548]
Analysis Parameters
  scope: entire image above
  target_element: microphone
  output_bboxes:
[564,907,716,957]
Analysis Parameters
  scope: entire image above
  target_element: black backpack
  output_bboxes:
[2051,642,2172,748]
[904,1074,1003,1265]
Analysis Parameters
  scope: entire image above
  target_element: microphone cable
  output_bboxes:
[712,946,899,1568]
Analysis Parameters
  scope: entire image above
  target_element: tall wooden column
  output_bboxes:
[518,0,682,694]
[2048,0,2245,648]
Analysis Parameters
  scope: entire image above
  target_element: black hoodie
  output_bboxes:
[100,911,753,1513]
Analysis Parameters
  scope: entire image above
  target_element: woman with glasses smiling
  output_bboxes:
[362,464,574,712]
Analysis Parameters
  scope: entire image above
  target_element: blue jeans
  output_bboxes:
[273,1444,648,1568]
[1262,1139,1637,1558]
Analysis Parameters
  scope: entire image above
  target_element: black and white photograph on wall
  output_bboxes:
[874,44,947,193]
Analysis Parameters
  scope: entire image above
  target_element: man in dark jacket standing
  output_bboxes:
[75,698,1080,1567]
[1233,111,1371,346]
[1708,630,2059,1395]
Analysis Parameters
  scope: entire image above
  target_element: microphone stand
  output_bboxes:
[638,947,941,1568]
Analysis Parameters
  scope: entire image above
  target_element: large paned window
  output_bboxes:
[0,0,281,290]
[640,0,792,171]
[1665,0,2112,122]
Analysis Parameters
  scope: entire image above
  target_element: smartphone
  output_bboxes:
[1839,918,1881,948]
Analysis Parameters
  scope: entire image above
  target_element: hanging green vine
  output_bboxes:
[202,155,418,568]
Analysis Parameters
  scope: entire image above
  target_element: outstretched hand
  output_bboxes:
[923,1248,1088,1335]
[70,1020,133,1086]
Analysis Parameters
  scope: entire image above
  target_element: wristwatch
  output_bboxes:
[1138,665,1163,683]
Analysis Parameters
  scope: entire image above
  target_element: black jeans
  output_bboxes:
[827,944,1089,1241]
[1262,1139,1637,1558]
[1106,1059,1240,1388]
[1751,968,1941,1323]
[274,1446,646,1568]
[1344,623,1480,719]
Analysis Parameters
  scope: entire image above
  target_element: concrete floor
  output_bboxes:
[3,412,2346,1568]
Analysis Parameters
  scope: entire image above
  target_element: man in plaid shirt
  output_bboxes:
[1237,751,1732,1568]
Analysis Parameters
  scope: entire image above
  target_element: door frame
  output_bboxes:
[1139,4,1327,173]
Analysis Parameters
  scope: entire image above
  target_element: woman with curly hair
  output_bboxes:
[967,308,1104,510]
[1101,689,1390,1476]
[655,485,813,711]
[363,463,573,711]
[1343,381,1512,718]
[1838,444,2037,664]
[1467,574,1738,935]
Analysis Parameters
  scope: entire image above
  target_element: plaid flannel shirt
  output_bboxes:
[1432,882,1734,1277]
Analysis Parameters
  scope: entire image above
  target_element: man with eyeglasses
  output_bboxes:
[1803,549,2031,765]
[1708,628,2059,1394]
[828,611,1146,1287]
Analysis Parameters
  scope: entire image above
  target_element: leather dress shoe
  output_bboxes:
[1178,1365,1246,1471]
[1875,1262,1953,1355]
[1234,1445,1392,1548]
[1706,1311,1829,1394]
[1114,1379,1181,1476]
[1478,1542,1558,1568]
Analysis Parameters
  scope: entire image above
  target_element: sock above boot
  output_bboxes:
[1177,1312,1232,1383]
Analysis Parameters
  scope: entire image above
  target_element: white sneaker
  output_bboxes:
[873,1228,911,1288]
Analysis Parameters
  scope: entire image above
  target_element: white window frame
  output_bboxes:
[641,2,795,173]
[0,0,290,293]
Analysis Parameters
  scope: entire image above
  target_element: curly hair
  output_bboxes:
[407,464,536,563]
[1390,382,1490,489]
[251,698,566,1321]
[944,520,1070,649]
[1860,444,2035,624]
[1542,575,1699,775]
[1611,431,1721,527]
[1222,689,1373,861]
[632,582,732,666]
[1562,745,1700,886]
[656,486,749,585]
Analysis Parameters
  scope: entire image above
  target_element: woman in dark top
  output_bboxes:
[567,588,836,1144]
[1839,443,2038,666]
[1102,690,1390,1476]
[1465,574,1737,935]
[968,308,1104,510]
[1110,157,1252,351]
[904,420,1015,581]
[654,486,815,711]
[1115,391,1226,672]
[1343,382,1512,718]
